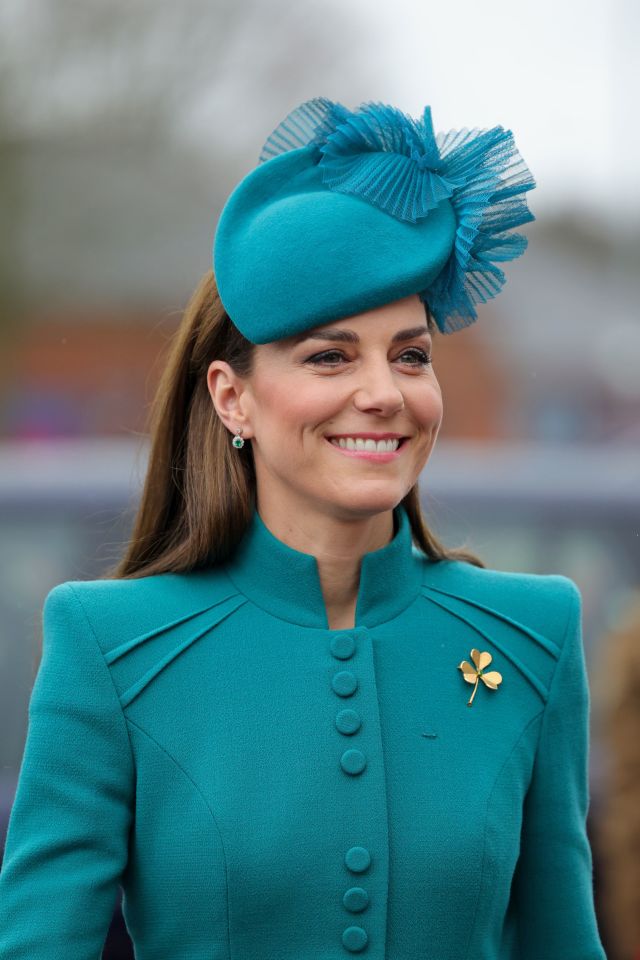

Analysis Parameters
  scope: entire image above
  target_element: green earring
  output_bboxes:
[232,426,245,449]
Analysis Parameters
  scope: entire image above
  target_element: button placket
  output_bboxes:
[329,629,371,952]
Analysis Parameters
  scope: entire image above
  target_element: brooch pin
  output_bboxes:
[458,649,503,707]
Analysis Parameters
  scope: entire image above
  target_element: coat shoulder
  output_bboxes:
[45,564,247,667]
[422,560,582,633]
[422,553,580,613]
[417,555,581,702]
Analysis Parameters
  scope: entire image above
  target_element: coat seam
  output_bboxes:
[125,715,232,960]
[526,583,580,787]
[462,709,545,960]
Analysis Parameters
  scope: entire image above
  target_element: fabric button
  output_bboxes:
[344,845,371,873]
[335,708,361,735]
[330,634,356,660]
[331,670,358,697]
[340,748,367,775]
[342,925,368,952]
[343,886,369,912]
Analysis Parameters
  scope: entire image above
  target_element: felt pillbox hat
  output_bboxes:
[212,97,536,344]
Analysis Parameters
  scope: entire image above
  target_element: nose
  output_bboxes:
[352,355,405,415]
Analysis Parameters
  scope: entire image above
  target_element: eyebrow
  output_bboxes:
[291,325,431,346]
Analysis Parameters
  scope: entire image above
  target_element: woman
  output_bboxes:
[0,99,607,959]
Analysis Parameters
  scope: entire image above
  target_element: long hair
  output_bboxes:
[104,270,485,579]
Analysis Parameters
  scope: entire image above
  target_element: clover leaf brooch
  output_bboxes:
[458,649,503,706]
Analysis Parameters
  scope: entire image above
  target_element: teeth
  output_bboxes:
[329,437,401,452]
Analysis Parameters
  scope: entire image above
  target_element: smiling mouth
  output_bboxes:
[327,436,408,453]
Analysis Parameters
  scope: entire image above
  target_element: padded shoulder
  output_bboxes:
[419,557,581,707]
[422,556,579,622]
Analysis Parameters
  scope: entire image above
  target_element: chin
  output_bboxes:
[321,484,409,518]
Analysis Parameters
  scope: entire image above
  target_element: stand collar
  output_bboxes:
[224,503,425,629]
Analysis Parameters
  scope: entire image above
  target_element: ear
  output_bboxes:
[206,360,254,438]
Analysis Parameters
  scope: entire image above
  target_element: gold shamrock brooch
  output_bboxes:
[458,649,503,706]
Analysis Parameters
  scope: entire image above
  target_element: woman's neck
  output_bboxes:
[255,500,395,630]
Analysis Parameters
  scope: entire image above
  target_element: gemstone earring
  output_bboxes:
[232,425,245,449]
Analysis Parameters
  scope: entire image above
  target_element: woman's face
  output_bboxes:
[209,294,443,521]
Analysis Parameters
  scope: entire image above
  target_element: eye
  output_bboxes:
[303,348,432,367]
[304,349,346,366]
[399,347,432,366]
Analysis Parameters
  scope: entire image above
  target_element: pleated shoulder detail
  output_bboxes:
[112,592,248,709]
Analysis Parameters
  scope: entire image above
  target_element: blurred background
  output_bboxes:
[1,0,638,957]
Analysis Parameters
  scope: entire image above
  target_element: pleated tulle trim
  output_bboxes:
[258,97,536,334]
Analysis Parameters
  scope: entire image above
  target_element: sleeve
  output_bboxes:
[0,582,135,959]
[508,577,608,960]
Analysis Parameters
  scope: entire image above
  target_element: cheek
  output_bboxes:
[409,381,443,429]
[251,376,341,433]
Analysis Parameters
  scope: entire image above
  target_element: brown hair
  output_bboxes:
[104,269,485,579]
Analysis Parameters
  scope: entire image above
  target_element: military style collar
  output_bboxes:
[224,503,426,630]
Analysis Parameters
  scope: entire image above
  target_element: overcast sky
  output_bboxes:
[341,0,638,226]
[2,0,638,230]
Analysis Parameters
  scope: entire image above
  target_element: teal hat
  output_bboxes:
[212,98,536,343]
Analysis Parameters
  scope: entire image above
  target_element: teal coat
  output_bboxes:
[0,503,607,959]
